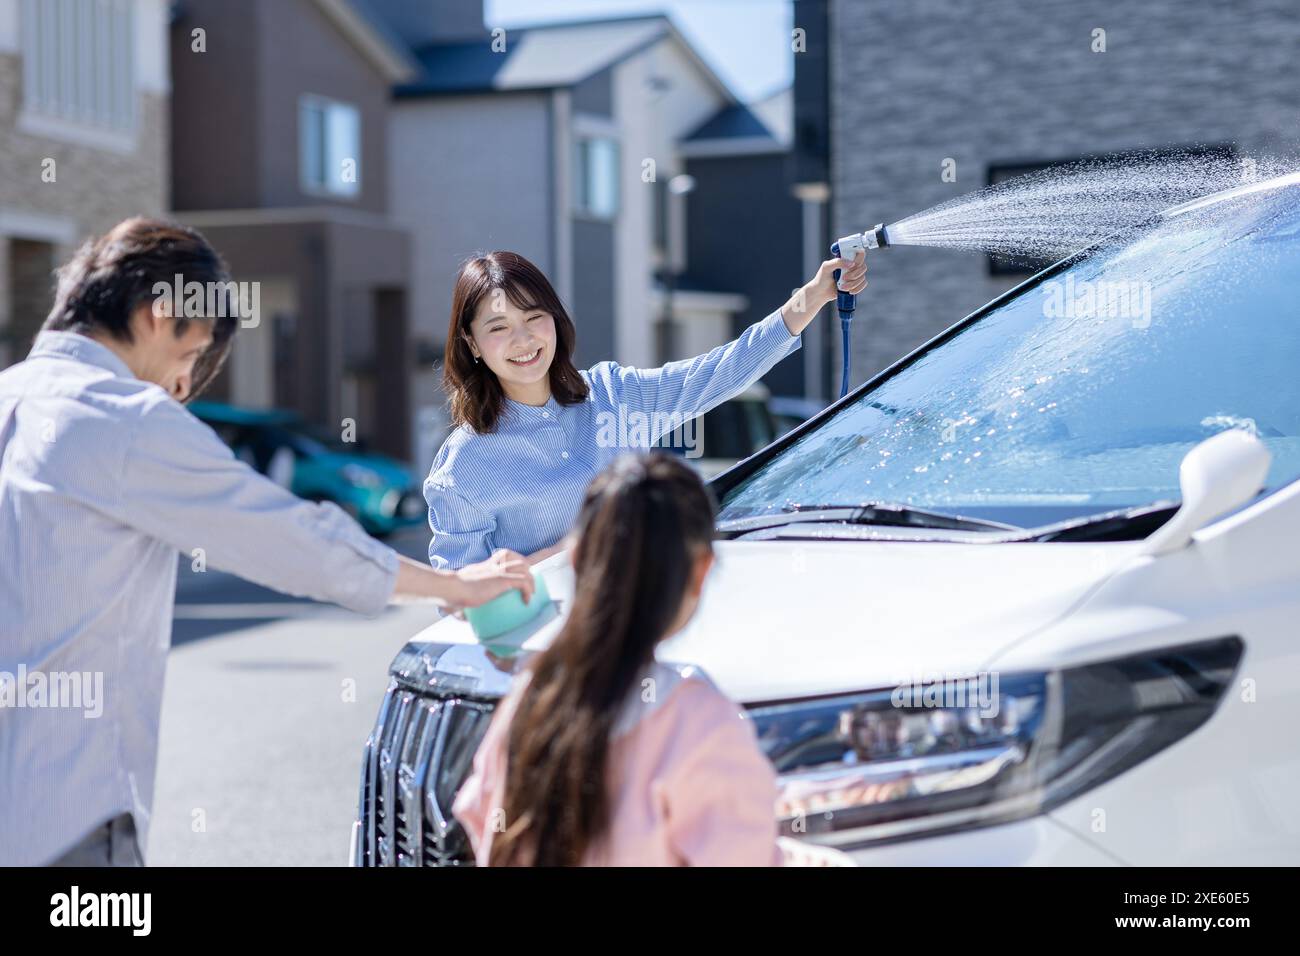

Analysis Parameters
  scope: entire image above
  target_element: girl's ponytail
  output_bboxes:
[489,452,716,866]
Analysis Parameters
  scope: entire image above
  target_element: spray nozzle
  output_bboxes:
[833,224,891,263]
[829,224,888,400]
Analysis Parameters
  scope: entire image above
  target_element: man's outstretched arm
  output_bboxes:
[393,549,534,609]
[114,397,531,615]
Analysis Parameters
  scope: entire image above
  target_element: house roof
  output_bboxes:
[684,103,773,142]
[315,0,420,82]
[749,84,793,144]
[393,13,735,103]
[680,87,792,158]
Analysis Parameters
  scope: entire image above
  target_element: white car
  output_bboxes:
[354,172,1300,866]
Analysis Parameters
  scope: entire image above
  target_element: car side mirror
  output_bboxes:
[1142,429,1272,556]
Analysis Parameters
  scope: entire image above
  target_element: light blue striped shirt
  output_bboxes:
[0,331,399,866]
[425,308,801,570]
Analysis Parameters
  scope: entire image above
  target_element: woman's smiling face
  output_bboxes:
[466,288,557,395]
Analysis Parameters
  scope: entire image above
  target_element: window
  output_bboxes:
[21,0,135,130]
[300,96,361,199]
[574,137,619,219]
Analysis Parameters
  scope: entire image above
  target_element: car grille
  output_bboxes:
[358,682,498,866]
[356,642,516,866]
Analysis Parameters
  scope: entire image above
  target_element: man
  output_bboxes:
[0,218,533,866]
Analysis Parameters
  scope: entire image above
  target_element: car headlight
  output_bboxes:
[377,489,401,518]
[342,464,384,488]
[750,636,1242,848]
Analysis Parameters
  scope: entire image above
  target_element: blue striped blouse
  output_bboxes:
[424,308,802,570]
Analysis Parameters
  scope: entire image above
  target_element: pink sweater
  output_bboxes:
[452,660,785,866]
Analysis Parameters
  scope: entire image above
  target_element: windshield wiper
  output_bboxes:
[1016,503,1180,542]
[715,502,1021,537]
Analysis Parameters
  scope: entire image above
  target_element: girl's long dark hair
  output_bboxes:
[489,453,717,866]
[443,251,588,434]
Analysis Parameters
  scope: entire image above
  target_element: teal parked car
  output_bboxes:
[190,402,426,537]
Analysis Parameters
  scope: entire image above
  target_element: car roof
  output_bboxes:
[1166,168,1300,218]
[189,401,299,426]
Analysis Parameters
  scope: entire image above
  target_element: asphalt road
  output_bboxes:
[149,527,435,866]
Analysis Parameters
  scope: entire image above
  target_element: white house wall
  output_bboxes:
[389,90,554,439]
[609,36,729,368]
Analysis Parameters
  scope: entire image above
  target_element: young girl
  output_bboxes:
[424,249,866,571]
[452,452,784,866]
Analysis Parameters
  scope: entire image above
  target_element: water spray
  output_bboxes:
[831,223,891,398]
[822,151,1289,400]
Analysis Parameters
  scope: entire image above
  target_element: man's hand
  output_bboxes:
[451,548,535,610]
[391,549,533,610]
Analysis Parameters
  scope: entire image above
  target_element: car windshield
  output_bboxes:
[717,178,1300,529]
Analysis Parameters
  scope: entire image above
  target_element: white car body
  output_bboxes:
[407,467,1299,865]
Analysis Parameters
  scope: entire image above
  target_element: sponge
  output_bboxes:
[464,568,552,641]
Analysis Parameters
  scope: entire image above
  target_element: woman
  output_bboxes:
[424,249,867,570]
[452,452,783,865]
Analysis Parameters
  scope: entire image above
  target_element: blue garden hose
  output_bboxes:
[830,240,858,399]
[831,224,890,399]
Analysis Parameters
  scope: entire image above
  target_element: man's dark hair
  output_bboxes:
[43,217,237,400]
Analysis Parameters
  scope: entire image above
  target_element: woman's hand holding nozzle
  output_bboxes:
[818,250,867,303]
[782,251,867,334]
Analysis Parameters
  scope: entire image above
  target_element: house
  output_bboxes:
[168,0,420,461]
[0,0,171,369]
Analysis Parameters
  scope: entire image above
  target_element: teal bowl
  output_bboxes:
[464,569,552,641]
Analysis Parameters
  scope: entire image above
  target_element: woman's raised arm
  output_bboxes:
[587,253,865,429]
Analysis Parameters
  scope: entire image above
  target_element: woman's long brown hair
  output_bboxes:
[443,251,589,433]
[488,453,718,866]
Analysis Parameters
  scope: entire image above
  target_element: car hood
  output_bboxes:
[405,537,1141,703]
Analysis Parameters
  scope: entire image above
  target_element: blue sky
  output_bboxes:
[485,0,793,102]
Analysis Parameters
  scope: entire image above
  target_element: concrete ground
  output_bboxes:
[149,527,432,866]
